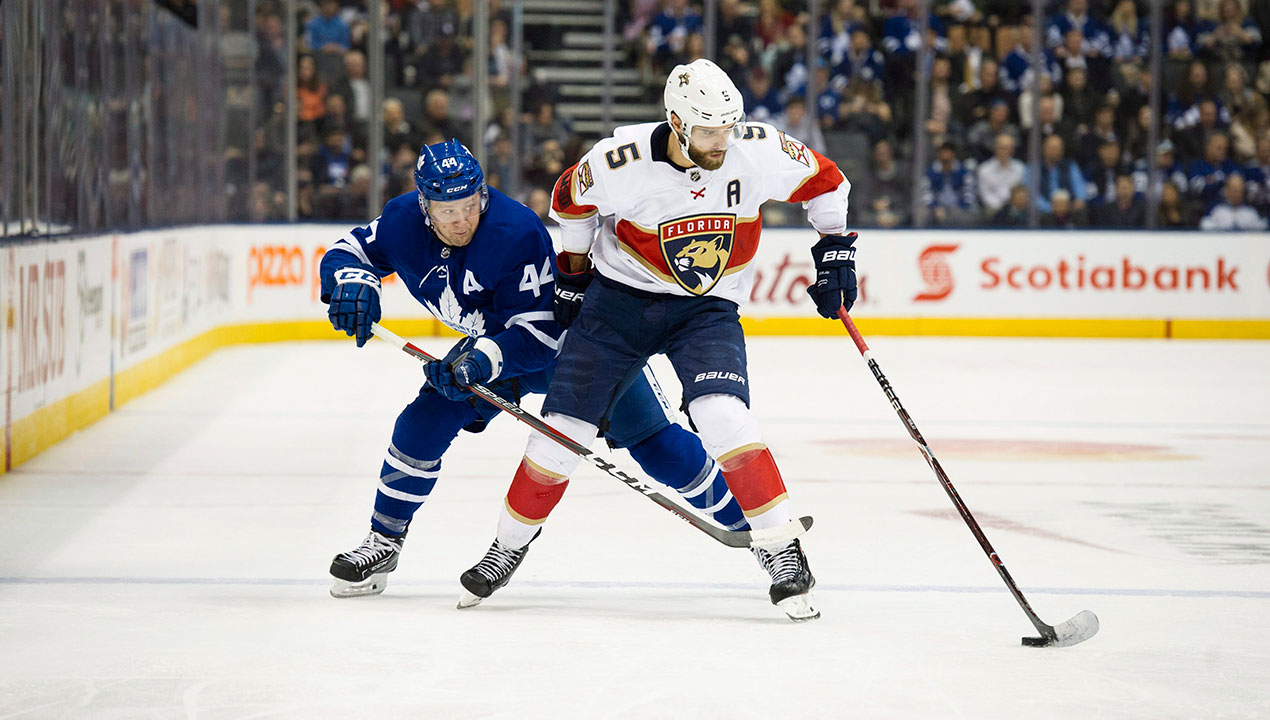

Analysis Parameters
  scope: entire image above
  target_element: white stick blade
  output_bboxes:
[1050,610,1100,647]
[747,516,814,548]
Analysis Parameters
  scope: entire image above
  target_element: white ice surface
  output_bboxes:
[2,336,1269,719]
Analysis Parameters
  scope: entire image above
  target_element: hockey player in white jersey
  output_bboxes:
[460,59,857,621]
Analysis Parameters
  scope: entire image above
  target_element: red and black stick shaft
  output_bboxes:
[836,307,1098,647]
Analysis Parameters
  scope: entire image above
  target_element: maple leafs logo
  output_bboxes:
[422,282,486,336]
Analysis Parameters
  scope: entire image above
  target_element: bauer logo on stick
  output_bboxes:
[659,214,736,295]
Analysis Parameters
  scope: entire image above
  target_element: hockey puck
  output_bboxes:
[1021,636,1049,647]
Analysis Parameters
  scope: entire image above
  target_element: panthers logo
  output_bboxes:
[659,214,736,295]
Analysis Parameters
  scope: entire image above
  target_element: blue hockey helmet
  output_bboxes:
[414,139,488,214]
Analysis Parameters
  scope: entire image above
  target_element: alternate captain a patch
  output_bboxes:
[778,131,811,167]
[658,214,736,295]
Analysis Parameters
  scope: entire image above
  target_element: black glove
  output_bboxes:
[424,336,479,402]
[327,264,382,346]
[806,232,858,318]
[552,252,593,328]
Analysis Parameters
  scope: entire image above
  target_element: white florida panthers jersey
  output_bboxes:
[550,121,850,306]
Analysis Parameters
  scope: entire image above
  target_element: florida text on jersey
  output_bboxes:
[550,121,850,306]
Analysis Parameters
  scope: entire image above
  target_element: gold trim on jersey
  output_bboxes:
[617,239,677,283]
[783,154,823,201]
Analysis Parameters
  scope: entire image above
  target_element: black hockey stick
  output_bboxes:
[836,308,1099,648]
[369,322,812,549]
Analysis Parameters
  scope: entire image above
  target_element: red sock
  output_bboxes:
[505,459,570,524]
[720,447,788,516]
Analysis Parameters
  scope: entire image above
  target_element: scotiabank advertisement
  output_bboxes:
[745,230,1270,319]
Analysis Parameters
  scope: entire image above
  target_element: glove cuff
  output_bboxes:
[333,265,382,291]
[472,337,504,381]
[556,252,593,277]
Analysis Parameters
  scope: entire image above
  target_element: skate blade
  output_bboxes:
[456,589,485,610]
[330,573,389,599]
[777,593,820,622]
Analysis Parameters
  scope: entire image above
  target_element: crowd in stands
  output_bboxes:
[248,0,1270,230]
[244,0,572,221]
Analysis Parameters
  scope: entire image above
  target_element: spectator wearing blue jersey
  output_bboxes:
[881,1,929,57]
[819,0,863,68]
[1176,98,1229,162]
[305,0,350,54]
[1133,140,1191,201]
[1046,0,1109,57]
[835,26,886,85]
[1243,136,1270,214]
[1165,0,1206,60]
[648,0,703,70]
[1106,0,1149,63]
[321,140,749,601]
[1087,139,1137,208]
[1001,21,1063,94]
[1200,173,1268,229]
[1187,132,1242,209]
[1167,61,1227,131]
[741,67,784,123]
[1035,133,1088,213]
[922,142,979,225]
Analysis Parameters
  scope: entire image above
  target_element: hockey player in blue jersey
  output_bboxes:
[321,139,748,602]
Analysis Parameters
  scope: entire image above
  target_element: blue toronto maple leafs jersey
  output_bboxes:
[320,187,560,380]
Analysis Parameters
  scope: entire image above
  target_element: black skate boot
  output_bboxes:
[329,530,405,598]
[457,529,541,609]
[751,538,819,621]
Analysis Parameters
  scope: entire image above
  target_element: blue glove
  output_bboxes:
[806,232,858,318]
[327,264,382,346]
[424,337,477,402]
[552,252,593,328]
[453,343,494,388]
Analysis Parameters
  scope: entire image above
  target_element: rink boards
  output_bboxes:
[3,224,1268,472]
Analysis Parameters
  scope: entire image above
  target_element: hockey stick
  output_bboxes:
[836,308,1099,648]
[369,322,812,549]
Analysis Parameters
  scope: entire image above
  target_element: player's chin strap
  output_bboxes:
[370,321,812,549]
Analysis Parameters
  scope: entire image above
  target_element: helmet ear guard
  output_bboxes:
[414,139,489,221]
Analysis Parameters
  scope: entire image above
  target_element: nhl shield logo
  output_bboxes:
[659,214,736,295]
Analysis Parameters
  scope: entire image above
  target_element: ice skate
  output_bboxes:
[329,530,405,598]
[752,538,819,622]
[457,529,541,609]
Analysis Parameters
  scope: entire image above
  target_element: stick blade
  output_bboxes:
[744,516,814,548]
[1022,610,1100,648]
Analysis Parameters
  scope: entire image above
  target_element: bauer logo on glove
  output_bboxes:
[806,233,858,318]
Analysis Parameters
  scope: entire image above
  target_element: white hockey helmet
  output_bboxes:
[664,59,746,152]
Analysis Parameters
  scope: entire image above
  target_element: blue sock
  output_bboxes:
[627,425,749,531]
[370,444,441,537]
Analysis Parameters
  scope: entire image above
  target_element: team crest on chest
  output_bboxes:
[659,214,736,295]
